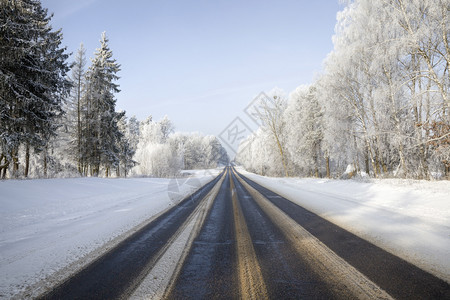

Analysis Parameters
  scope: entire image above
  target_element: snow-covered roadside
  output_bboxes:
[237,167,450,283]
[0,168,222,299]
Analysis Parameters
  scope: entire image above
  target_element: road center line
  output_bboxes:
[230,174,269,300]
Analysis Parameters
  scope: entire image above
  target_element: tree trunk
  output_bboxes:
[364,150,370,175]
[12,148,19,178]
[419,145,429,179]
[0,154,8,179]
[374,153,382,177]
[382,65,407,177]
[274,134,289,177]
[325,154,331,178]
[367,85,386,176]
[77,70,82,175]
[24,142,30,178]
[1,164,6,179]
[43,146,48,178]
[366,138,378,178]
[353,135,361,174]
[313,142,320,177]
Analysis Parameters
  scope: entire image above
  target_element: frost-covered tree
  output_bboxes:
[159,115,175,144]
[82,32,122,176]
[133,116,180,176]
[251,88,290,176]
[233,0,449,180]
[180,133,228,170]
[68,43,87,174]
[324,0,449,178]
[204,135,229,167]
[0,0,71,178]
[116,113,136,177]
[132,116,228,177]
[316,75,354,177]
[134,142,181,177]
[285,85,325,177]
[236,128,279,176]
[127,115,140,151]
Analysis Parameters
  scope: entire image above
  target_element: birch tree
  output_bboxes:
[254,88,290,176]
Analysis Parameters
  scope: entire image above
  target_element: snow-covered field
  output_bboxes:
[238,168,450,283]
[0,169,222,299]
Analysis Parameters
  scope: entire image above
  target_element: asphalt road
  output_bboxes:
[167,170,238,299]
[38,171,223,300]
[238,170,450,299]
[39,167,450,299]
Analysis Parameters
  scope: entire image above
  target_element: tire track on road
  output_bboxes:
[167,169,238,299]
[236,168,450,299]
[38,171,224,300]
[233,169,393,300]
[231,170,337,299]
[230,173,269,300]
[130,171,226,299]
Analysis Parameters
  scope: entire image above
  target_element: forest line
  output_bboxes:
[236,0,449,180]
[0,0,228,179]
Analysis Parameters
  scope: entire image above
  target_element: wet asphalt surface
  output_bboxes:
[38,167,450,299]
[239,173,450,299]
[167,171,238,299]
[229,170,337,299]
[169,169,337,299]
[171,168,449,299]
[38,172,223,300]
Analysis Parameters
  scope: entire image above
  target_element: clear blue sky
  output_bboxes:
[41,0,343,136]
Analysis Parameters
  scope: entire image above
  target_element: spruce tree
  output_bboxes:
[83,32,121,176]
[0,0,71,178]
[117,114,136,177]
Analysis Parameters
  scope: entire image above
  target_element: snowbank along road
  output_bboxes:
[38,167,449,299]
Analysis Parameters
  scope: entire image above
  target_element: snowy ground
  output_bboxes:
[0,169,222,299]
[237,167,450,283]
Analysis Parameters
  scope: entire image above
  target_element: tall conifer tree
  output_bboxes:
[83,32,122,176]
[0,0,70,178]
